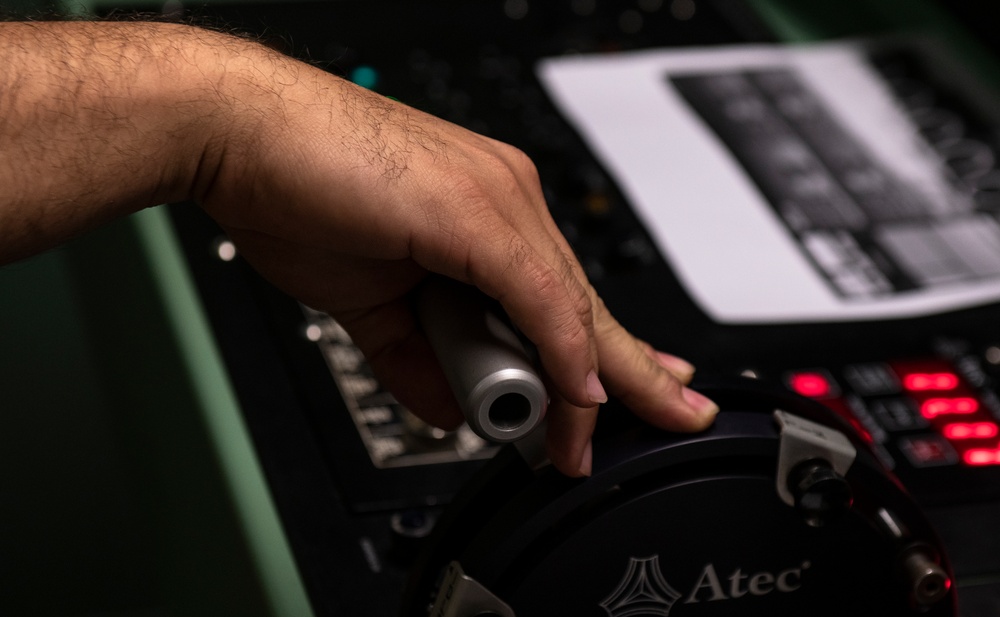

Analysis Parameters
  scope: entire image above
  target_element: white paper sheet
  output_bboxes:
[537,42,1000,323]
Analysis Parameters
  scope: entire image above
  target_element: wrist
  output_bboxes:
[0,21,246,261]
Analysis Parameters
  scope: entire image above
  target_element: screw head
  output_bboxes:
[789,460,853,527]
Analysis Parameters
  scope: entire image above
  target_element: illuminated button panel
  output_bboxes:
[786,359,1000,470]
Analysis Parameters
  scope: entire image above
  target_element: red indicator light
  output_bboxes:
[942,422,999,440]
[963,448,1000,466]
[920,397,979,419]
[903,372,959,391]
[789,372,832,398]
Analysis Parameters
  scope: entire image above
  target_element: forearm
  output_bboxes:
[0,19,716,476]
[0,21,266,263]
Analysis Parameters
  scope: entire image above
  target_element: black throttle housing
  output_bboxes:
[405,378,956,617]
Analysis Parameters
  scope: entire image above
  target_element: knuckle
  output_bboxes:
[535,273,592,352]
[618,370,682,412]
[485,142,542,194]
[439,163,491,205]
[506,145,539,178]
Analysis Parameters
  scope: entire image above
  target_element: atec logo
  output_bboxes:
[600,555,810,617]
[600,556,681,617]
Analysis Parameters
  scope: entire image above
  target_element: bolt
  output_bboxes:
[788,459,853,527]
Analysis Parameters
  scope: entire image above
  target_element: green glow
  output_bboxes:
[134,207,314,617]
[350,65,379,90]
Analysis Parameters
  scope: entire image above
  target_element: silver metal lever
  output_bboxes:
[416,277,547,443]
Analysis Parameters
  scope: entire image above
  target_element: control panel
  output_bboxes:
[156,1,1000,615]
[785,346,1000,502]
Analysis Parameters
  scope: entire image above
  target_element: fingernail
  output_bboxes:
[654,351,695,380]
[578,440,593,477]
[587,370,608,404]
[683,386,719,417]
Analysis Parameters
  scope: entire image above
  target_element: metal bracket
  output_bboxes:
[774,410,857,507]
[429,561,516,617]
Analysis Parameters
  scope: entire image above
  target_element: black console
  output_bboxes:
[160,1,1000,615]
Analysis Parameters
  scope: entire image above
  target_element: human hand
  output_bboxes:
[195,37,719,476]
[0,19,712,474]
